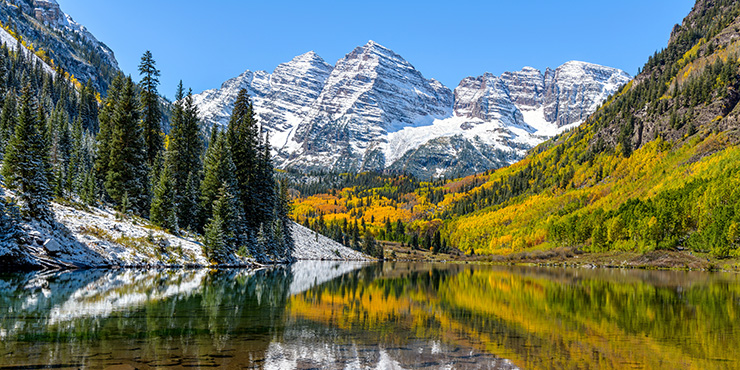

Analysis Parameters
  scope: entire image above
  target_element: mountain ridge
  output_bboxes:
[193,41,630,178]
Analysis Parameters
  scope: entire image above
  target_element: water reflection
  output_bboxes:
[0,263,739,369]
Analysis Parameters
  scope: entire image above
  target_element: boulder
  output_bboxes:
[43,238,63,256]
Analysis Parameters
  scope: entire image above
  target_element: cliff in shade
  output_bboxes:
[0,0,119,93]
[193,41,630,178]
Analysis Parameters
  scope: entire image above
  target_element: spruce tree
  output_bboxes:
[0,197,22,253]
[150,162,178,232]
[0,93,16,159]
[104,76,149,215]
[2,84,52,220]
[79,80,99,133]
[255,130,276,228]
[138,50,163,166]
[275,177,295,258]
[203,212,225,264]
[167,82,203,227]
[226,89,259,229]
[95,73,124,195]
[180,172,201,231]
[199,128,246,247]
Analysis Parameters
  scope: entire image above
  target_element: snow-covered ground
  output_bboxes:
[291,223,370,261]
[4,195,370,269]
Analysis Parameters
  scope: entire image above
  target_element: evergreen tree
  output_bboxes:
[411,233,419,250]
[104,76,149,215]
[0,93,16,159]
[95,73,124,196]
[167,82,203,226]
[150,162,178,231]
[395,219,405,241]
[275,177,295,257]
[254,130,276,227]
[0,197,22,252]
[180,172,201,231]
[432,230,441,254]
[203,212,225,264]
[138,50,163,166]
[78,80,98,133]
[226,88,260,229]
[2,84,52,220]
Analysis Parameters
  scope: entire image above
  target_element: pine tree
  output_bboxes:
[395,219,405,241]
[180,172,201,231]
[226,89,260,229]
[432,230,441,254]
[2,84,52,220]
[0,197,22,252]
[203,213,225,264]
[78,80,99,133]
[207,184,244,261]
[167,82,203,227]
[0,93,16,159]
[95,73,124,196]
[138,51,163,166]
[275,177,295,258]
[67,115,84,195]
[150,162,178,232]
[104,76,149,215]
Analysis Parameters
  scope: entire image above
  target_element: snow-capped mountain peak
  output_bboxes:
[191,44,630,178]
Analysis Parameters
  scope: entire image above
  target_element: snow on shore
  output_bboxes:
[5,195,370,269]
[290,222,369,261]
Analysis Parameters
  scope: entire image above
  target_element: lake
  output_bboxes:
[1,262,739,369]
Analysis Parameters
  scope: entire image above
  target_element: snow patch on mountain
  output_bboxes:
[192,41,630,178]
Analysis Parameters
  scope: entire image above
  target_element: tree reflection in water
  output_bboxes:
[0,263,738,369]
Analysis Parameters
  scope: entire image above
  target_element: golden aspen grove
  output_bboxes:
[292,0,740,261]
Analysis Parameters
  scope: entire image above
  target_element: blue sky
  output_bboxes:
[58,0,695,100]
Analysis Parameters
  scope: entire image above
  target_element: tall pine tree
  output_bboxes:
[150,162,178,231]
[2,84,52,220]
[138,50,163,166]
[226,89,260,229]
[167,81,203,229]
[104,76,149,215]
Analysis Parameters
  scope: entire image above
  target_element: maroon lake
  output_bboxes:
[1,262,739,369]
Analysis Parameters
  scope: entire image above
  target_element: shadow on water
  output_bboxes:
[1,262,739,369]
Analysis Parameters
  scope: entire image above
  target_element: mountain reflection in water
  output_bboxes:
[1,262,739,369]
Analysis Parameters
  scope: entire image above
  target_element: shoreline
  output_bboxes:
[379,241,740,273]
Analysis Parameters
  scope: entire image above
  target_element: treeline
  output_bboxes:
[0,41,293,264]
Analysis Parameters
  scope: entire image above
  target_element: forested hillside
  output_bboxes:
[0,34,294,266]
[293,0,740,259]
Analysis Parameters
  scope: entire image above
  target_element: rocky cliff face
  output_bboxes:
[192,51,333,148]
[0,0,119,93]
[282,41,454,172]
[192,41,631,178]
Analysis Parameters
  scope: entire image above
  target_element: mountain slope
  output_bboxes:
[193,43,629,178]
[0,0,119,92]
[291,0,740,259]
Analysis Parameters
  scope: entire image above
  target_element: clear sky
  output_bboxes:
[57,0,695,100]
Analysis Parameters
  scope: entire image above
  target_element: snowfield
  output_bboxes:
[3,194,371,269]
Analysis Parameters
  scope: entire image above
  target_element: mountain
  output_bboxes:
[0,0,119,92]
[193,41,629,178]
[293,0,740,259]
[192,51,334,147]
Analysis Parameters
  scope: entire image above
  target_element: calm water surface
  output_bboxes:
[1,262,739,369]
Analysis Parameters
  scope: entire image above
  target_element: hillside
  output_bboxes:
[293,0,740,259]
[0,0,119,93]
[0,189,369,269]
